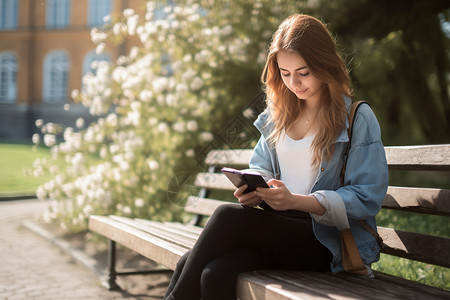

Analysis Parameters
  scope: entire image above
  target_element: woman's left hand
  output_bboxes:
[255,179,296,211]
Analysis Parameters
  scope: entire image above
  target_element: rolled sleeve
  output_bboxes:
[311,190,350,230]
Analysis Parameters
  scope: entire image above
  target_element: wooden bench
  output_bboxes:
[89,144,450,299]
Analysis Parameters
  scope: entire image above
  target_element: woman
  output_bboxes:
[164,14,388,300]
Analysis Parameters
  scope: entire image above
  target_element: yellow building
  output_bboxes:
[0,0,145,139]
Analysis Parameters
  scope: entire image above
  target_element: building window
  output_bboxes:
[87,0,112,28]
[82,51,110,76]
[0,52,17,103]
[46,0,70,28]
[43,51,70,103]
[0,0,18,30]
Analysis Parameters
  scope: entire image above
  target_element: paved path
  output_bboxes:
[0,199,167,300]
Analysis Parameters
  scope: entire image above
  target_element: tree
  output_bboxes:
[315,0,450,144]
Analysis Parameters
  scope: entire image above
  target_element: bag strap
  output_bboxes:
[341,101,384,248]
[340,100,367,186]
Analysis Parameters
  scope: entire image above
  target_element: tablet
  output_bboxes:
[221,167,270,194]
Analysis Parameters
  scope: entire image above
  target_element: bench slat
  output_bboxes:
[378,226,450,268]
[385,145,450,170]
[136,219,200,240]
[302,270,449,300]
[162,221,204,235]
[384,186,450,215]
[205,149,253,166]
[237,271,331,300]
[194,172,235,190]
[370,271,450,299]
[266,270,399,300]
[109,216,197,249]
[89,215,186,270]
[205,145,450,170]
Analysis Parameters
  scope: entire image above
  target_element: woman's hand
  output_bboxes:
[255,179,326,214]
[234,185,262,207]
[255,179,296,211]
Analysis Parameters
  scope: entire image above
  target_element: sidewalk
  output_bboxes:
[0,199,168,300]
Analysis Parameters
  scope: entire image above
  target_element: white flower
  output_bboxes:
[35,119,44,128]
[185,149,195,157]
[112,67,126,83]
[186,120,198,131]
[36,185,47,200]
[43,134,56,147]
[71,152,85,167]
[119,161,130,171]
[83,204,94,216]
[194,50,210,64]
[158,122,168,133]
[135,198,145,208]
[32,133,40,144]
[190,77,203,91]
[113,168,122,181]
[139,89,153,102]
[106,113,118,127]
[148,160,159,170]
[182,69,196,82]
[95,43,105,54]
[152,77,168,93]
[113,23,125,36]
[183,54,192,62]
[173,122,184,133]
[123,8,135,17]
[165,94,177,106]
[220,25,233,36]
[176,83,189,95]
[123,206,132,215]
[127,15,139,36]
[200,132,214,142]
[243,108,255,119]
[71,89,79,99]
[76,118,85,129]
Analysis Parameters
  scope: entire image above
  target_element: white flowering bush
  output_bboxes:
[32,0,308,232]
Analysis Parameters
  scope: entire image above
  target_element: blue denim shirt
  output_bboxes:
[249,97,389,273]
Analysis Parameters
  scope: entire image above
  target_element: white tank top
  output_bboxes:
[276,131,319,195]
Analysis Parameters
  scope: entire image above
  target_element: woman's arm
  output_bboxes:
[312,104,388,229]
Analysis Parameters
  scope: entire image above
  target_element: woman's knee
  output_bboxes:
[211,203,244,220]
[200,262,236,296]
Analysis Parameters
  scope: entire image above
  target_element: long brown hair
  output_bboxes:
[261,14,351,165]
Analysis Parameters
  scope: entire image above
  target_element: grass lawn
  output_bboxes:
[0,143,52,196]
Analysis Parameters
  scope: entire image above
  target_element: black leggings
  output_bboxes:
[163,203,332,300]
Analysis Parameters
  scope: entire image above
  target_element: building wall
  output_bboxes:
[0,0,146,140]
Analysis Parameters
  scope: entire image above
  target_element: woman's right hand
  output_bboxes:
[234,185,262,207]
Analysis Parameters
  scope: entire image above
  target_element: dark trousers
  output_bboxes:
[163,203,332,300]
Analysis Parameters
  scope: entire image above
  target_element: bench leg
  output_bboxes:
[103,240,122,291]
[102,239,173,291]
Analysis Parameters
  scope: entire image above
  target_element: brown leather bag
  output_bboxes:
[339,101,383,276]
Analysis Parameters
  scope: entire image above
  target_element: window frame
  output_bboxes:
[87,0,112,28]
[0,0,19,30]
[43,50,70,103]
[46,0,71,29]
[0,51,17,103]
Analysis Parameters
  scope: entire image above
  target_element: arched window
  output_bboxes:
[46,0,70,28]
[0,0,19,30]
[87,0,112,28]
[0,52,17,103]
[43,51,70,103]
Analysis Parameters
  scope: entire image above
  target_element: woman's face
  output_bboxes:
[277,50,323,103]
